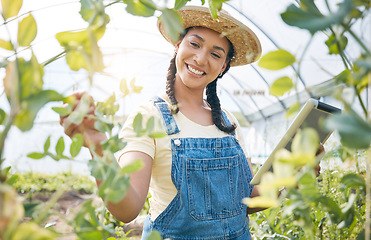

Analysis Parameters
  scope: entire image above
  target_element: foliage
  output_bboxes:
[0,0,229,239]
[0,0,370,239]
[9,171,96,194]
[250,0,371,239]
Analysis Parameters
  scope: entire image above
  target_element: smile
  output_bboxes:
[187,64,205,76]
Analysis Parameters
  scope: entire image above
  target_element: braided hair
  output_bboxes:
[165,29,236,134]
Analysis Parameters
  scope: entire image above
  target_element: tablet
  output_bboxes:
[250,98,341,185]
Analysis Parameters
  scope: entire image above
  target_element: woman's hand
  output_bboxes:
[315,142,325,177]
[59,91,107,154]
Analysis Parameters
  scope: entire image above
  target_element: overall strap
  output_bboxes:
[153,96,180,135]
[221,110,236,136]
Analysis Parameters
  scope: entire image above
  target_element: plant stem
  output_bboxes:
[42,51,66,66]
[355,87,368,118]
[343,24,371,55]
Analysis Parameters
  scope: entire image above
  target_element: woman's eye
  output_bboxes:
[190,42,199,48]
[212,53,221,58]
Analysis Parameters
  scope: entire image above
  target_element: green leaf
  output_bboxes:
[208,0,228,19]
[18,54,44,100]
[101,135,126,153]
[27,152,45,159]
[325,33,348,55]
[18,14,37,46]
[68,93,91,125]
[174,0,190,10]
[292,127,319,156]
[146,116,155,134]
[258,49,296,70]
[13,90,63,131]
[159,8,184,43]
[147,230,162,240]
[0,39,13,50]
[121,159,144,174]
[0,108,6,125]
[285,102,300,118]
[44,136,51,153]
[1,0,23,20]
[340,173,366,191]
[325,112,371,149]
[269,76,294,96]
[126,0,156,17]
[56,137,65,158]
[79,0,109,27]
[281,0,353,34]
[120,78,130,97]
[52,106,70,117]
[133,113,144,136]
[130,77,143,93]
[96,93,119,115]
[70,134,83,157]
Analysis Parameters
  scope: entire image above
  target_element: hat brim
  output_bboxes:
[157,6,262,66]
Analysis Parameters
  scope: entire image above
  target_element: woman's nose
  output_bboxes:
[194,51,207,65]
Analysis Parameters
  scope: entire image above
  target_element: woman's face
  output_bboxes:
[174,27,230,90]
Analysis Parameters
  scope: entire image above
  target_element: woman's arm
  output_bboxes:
[60,92,153,223]
[102,151,152,223]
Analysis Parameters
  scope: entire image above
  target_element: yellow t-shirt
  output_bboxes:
[119,99,248,220]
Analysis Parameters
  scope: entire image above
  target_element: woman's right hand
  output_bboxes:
[59,91,107,154]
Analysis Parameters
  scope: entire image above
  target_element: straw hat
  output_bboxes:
[157,6,262,66]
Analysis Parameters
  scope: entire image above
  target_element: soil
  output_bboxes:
[25,190,144,240]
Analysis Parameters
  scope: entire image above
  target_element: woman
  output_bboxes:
[62,5,262,239]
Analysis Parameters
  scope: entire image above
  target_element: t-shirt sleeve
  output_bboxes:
[118,102,163,161]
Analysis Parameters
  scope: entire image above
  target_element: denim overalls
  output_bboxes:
[142,97,254,240]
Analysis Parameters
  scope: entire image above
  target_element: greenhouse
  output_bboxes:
[0,0,370,239]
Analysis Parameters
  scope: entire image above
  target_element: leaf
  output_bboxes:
[258,49,296,70]
[70,134,83,158]
[325,33,348,55]
[120,78,130,97]
[68,93,91,125]
[242,196,279,209]
[55,137,65,158]
[174,0,190,9]
[146,116,155,133]
[325,112,371,149]
[96,93,119,115]
[13,90,63,131]
[133,113,144,136]
[159,8,184,43]
[281,0,353,34]
[11,222,56,240]
[292,128,319,156]
[52,106,70,117]
[340,173,366,191]
[44,136,51,152]
[1,0,23,20]
[121,159,144,174]
[126,0,156,17]
[269,76,294,96]
[18,14,37,46]
[146,230,162,240]
[80,0,109,27]
[0,39,13,50]
[285,102,300,118]
[130,77,143,93]
[208,0,228,19]
[0,108,6,125]
[27,152,45,159]
[18,54,44,100]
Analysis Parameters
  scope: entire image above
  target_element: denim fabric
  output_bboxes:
[142,97,253,239]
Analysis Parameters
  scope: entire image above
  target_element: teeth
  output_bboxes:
[188,65,204,75]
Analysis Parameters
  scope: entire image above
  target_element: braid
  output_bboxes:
[166,53,179,114]
[206,79,236,134]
